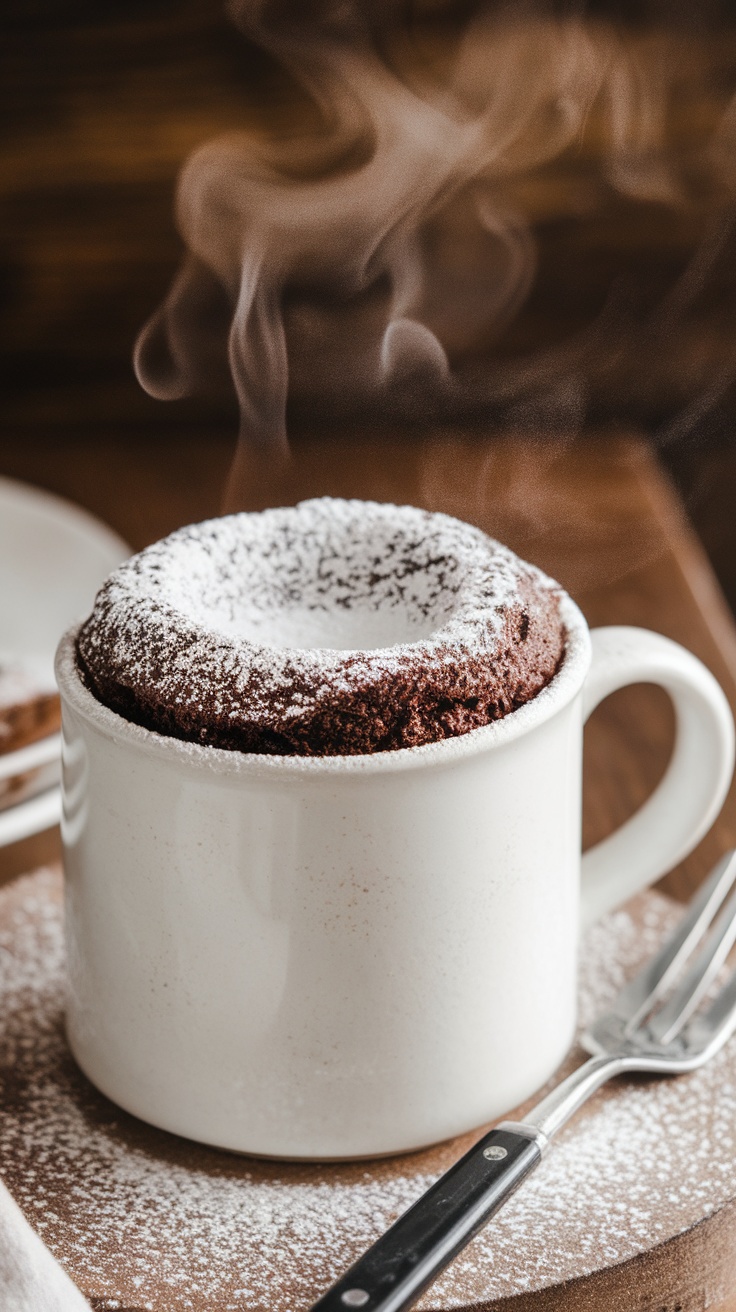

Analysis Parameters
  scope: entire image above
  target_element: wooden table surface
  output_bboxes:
[1,427,736,1310]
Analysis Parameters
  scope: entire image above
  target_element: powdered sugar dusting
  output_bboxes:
[75,499,564,757]
[97,498,528,650]
[0,665,45,714]
[1,867,735,1310]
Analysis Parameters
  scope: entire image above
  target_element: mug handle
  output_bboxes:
[580,626,735,928]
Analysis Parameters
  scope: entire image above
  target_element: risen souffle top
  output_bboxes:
[75,499,566,756]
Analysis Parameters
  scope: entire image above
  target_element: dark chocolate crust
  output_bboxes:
[76,500,565,756]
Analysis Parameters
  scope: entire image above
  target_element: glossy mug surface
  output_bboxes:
[56,596,734,1159]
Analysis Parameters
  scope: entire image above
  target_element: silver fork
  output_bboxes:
[310,850,736,1312]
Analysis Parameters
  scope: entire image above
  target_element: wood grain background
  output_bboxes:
[4,1,736,601]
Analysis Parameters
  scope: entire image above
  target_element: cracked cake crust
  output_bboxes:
[75,499,565,756]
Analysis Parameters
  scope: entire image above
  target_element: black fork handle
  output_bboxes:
[308,1127,542,1312]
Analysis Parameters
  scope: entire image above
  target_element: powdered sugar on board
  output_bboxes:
[0,868,735,1312]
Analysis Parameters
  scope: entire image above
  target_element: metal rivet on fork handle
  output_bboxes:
[341,1291,370,1307]
[483,1145,508,1161]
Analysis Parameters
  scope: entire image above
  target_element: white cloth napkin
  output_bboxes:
[0,1176,90,1311]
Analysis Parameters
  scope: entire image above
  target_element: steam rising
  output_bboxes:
[134,3,736,486]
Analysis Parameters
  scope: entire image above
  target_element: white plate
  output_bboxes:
[0,476,129,683]
[0,477,130,846]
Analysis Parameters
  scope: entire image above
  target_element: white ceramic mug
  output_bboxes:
[56,596,734,1159]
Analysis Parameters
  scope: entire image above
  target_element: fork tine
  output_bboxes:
[647,885,736,1046]
[613,849,736,1035]
[682,967,736,1057]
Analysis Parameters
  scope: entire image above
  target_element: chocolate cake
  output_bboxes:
[75,499,565,756]
[0,660,60,756]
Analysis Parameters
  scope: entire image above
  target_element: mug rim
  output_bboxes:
[55,592,591,778]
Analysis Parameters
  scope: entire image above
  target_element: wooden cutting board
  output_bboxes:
[2,437,736,1309]
[0,863,734,1312]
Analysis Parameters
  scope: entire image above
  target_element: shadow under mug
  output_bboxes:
[56,596,734,1159]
